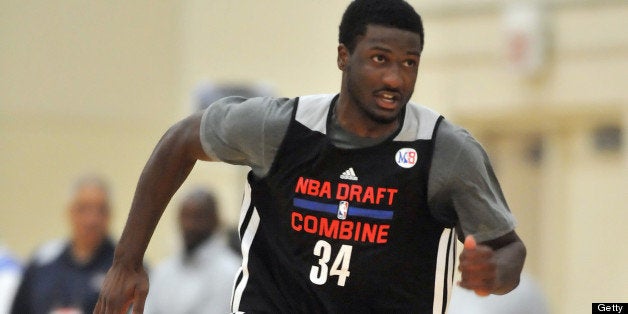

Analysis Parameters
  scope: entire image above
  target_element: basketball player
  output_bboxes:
[94,0,526,313]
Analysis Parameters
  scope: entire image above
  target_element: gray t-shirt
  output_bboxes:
[200,95,516,242]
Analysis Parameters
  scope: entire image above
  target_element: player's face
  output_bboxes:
[339,25,422,128]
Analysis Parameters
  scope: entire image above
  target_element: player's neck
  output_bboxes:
[334,95,400,138]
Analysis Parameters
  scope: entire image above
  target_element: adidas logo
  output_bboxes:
[340,167,358,181]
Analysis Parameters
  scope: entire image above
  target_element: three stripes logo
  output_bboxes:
[340,167,358,181]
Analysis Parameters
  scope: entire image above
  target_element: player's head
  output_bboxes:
[67,174,111,248]
[337,0,424,127]
[339,0,424,53]
[178,188,219,254]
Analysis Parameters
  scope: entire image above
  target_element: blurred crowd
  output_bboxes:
[1,174,241,314]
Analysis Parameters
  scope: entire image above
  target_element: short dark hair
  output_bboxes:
[339,0,424,53]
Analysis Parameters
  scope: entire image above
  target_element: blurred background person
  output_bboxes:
[0,241,21,314]
[144,188,241,314]
[10,175,114,314]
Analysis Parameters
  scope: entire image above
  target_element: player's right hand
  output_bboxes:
[93,261,149,314]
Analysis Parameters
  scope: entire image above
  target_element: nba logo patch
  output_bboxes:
[337,201,349,220]
[395,148,418,168]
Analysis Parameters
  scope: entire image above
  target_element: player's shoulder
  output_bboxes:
[434,119,490,167]
[296,94,337,115]
[207,95,296,123]
[405,101,441,118]
[297,94,335,105]
[435,119,473,145]
[208,93,337,114]
[394,101,442,141]
[294,94,336,133]
[210,95,296,109]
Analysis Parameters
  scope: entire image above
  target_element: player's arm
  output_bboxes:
[458,231,526,295]
[94,111,212,314]
[430,122,526,296]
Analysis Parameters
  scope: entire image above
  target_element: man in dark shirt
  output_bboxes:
[11,175,114,314]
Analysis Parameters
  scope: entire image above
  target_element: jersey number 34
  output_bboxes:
[309,240,353,286]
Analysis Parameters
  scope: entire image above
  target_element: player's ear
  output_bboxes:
[337,44,349,71]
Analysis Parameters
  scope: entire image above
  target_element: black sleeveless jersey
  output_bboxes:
[232,94,457,314]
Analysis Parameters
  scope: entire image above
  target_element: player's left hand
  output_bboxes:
[458,235,496,296]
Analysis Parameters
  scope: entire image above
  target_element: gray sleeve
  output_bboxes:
[199,96,294,177]
[428,120,516,243]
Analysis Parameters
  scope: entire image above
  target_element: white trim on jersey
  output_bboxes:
[295,94,334,134]
[432,228,457,314]
[237,182,252,238]
[296,94,441,142]
[394,102,441,142]
[231,183,260,313]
